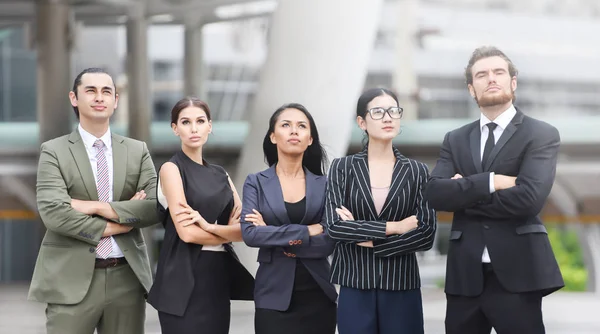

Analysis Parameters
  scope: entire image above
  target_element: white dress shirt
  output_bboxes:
[479,104,517,263]
[78,124,125,258]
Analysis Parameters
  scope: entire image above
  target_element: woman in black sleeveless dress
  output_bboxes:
[147,97,254,334]
[241,103,337,334]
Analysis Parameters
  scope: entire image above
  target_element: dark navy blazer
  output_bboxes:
[241,165,337,311]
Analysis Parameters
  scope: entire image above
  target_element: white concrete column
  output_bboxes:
[183,17,205,99]
[392,0,419,120]
[126,1,151,144]
[126,1,155,267]
[35,0,73,143]
[234,0,384,275]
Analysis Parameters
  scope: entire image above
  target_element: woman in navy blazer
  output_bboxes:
[241,103,337,334]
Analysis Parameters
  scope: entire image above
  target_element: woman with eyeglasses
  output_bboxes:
[324,88,437,334]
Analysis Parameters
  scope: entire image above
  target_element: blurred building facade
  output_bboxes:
[0,0,600,285]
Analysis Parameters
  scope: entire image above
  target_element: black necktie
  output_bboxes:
[482,122,498,169]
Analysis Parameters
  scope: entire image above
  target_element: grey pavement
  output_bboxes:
[2,257,599,334]
[2,283,599,334]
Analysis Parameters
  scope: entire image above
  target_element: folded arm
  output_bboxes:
[425,132,493,212]
[160,162,227,245]
[282,223,335,259]
[373,163,437,257]
[465,126,560,219]
[324,159,391,242]
[36,144,106,245]
[108,142,158,228]
[239,175,310,247]
[200,175,244,242]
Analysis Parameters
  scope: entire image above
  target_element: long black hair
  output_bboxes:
[263,103,328,176]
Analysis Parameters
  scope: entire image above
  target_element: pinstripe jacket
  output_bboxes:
[324,147,437,290]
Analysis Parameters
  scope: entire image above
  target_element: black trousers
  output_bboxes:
[158,251,231,334]
[445,263,545,334]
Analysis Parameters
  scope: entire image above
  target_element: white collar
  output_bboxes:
[480,104,517,131]
[78,124,112,151]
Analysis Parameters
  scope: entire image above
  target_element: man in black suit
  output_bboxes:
[425,46,564,334]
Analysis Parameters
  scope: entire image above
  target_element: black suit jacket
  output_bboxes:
[425,108,564,297]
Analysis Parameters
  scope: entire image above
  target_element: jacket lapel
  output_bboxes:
[300,169,325,225]
[351,149,378,219]
[111,133,127,201]
[378,148,411,218]
[469,123,483,174]
[68,130,98,201]
[257,166,291,226]
[483,110,524,171]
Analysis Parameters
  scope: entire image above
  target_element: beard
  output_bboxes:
[475,88,514,107]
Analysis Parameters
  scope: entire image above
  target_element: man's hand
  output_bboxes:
[130,190,146,200]
[494,174,517,190]
[102,222,133,237]
[71,191,147,217]
[451,174,463,179]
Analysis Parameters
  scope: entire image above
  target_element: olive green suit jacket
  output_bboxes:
[28,129,159,305]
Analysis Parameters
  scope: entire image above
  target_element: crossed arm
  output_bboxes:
[325,159,436,257]
[425,128,560,218]
[239,174,332,259]
[323,158,419,245]
[160,162,242,245]
[36,143,157,245]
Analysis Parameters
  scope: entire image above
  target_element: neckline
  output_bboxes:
[285,197,306,205]
[179,150,209,168]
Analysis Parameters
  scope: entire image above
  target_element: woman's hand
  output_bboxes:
[229,205,242,225]
[336,206,371,247]
[245,209,266,226]
[174,202,205,227]
[336,205,354,221]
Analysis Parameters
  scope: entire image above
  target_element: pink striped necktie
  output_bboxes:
[93,139,113,259]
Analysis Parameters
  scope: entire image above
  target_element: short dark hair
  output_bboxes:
[170,97,212,124]
[71,67,116,119]
[464,46,518,86]
[262,103,328,176]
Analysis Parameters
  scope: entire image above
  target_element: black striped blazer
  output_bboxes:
[324,147,437,290]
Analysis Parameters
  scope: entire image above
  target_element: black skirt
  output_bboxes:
[158,251,231,334]
[255,262,337,334]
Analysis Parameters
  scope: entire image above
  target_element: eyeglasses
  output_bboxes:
[366,106,403,120]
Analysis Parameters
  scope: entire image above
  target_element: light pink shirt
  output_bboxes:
[371,186,390,216]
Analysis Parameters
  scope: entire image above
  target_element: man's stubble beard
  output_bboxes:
[475,89,514,108]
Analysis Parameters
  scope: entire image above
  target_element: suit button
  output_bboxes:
[89,247,95,253]
[483,225,490,230]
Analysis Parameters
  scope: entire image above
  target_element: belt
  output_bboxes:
[95,257,128,269]
[482,263,493,273]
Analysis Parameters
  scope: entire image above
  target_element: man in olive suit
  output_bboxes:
[28,68,159,334]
